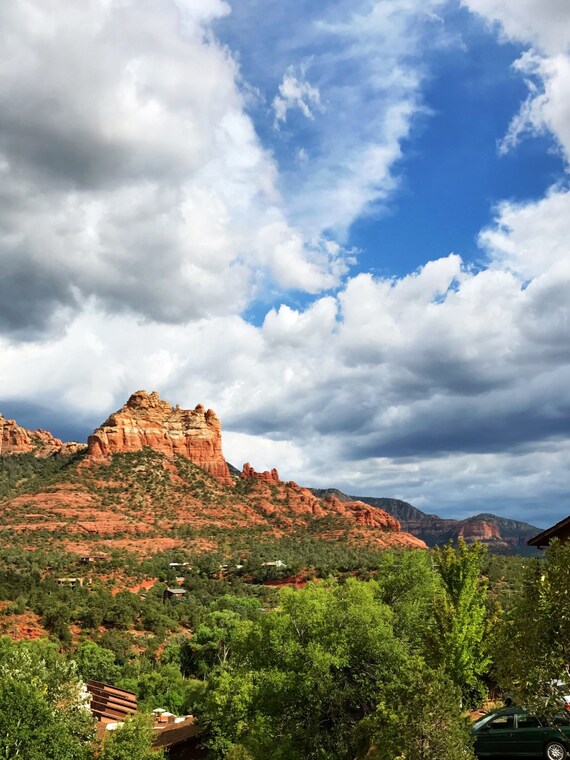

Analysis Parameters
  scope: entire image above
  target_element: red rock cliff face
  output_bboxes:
[328,497,402,531]
[0,413,84,457]
[239,463,425,548]
[87,390,231,484]
[456,520,501,541]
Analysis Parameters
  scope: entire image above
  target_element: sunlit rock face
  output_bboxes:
[0,412,85,457]
[87,390,232,484]
[457,518,501,541]
[240,462,280,484]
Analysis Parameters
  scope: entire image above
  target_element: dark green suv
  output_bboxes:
[473,706,570,759]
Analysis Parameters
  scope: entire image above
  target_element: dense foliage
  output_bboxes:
[492,540,570,715]
[0,539,499,758]
[0,638,95,759]
[0,447,559,758]
[200,577,474,759]
[0,451,78,499]
[433,539,490,706]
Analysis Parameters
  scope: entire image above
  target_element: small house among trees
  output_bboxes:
[55,577,86,588]
[163,587,187,603]
[527,515,570,549]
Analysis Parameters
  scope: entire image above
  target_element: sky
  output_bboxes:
[0,0,569,527]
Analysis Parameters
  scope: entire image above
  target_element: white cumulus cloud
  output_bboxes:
[0,0,347,337]
[462,0,570,164]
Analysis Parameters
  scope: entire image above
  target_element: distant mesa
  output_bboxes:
[86,390,232,484]
[456,516,500,541]
[310,489,541,554]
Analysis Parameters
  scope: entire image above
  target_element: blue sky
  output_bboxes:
[0,0,569,527]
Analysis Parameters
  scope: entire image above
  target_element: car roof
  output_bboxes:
[492,707,521,716]
[481,706,570,721]
[480,706,527,720]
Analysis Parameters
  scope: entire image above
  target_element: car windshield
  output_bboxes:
[472,714,497,731]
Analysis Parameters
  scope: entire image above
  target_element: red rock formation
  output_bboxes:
[60,442,89,456]
[1,396,427,556]
[87,390,231,484]
[237,464,424,547]
[285,481,328,517]
[0,413,85,458]
[456,520,501,541]
[241,463,280,483]
[327,497,401,531]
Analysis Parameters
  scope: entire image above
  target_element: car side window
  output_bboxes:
[516,715,541,728]
[489,715,515,730]
[554,714,570,727]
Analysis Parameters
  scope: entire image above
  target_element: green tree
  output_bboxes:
[493,541,570,714]
[42,600,73,644]
[99,713,165,760]
[75,640,120,684]
[121,663,205,715]
[0,638,95,759]
[432,539,490,706]
[358,662,475,760]
[202,579,415,759]
[375,550,441,650]
[189,610,246,676]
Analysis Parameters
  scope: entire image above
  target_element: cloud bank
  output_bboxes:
[0,0,348,338]
[0,0,568,524]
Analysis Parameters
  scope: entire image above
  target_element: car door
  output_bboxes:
[476,713,516,756]
[514,713,545,756]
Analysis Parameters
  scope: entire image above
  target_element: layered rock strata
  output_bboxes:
[87,390,232,484]
[0,413,84,457]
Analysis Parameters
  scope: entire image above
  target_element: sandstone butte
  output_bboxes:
[87,390,232,485]
[0,391,427,552]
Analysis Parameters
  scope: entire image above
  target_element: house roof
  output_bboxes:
[152,716,200,749]
[527,515,570,547]
[86,680,137,724]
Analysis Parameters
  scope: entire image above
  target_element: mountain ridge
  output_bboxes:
[0,391,540,556]
[0,392,426,557]
[310,489,540,554]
